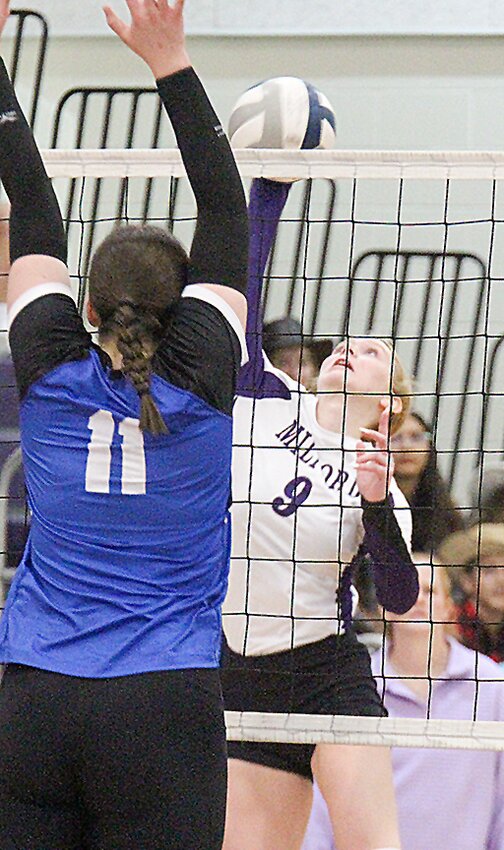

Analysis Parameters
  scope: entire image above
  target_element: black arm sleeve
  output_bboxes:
[154,297,241,416]
[156,67,248,293]
[361,495,419,614]
[0,59,66,265]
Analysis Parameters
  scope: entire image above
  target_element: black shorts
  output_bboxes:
[221,630,386,780]
[0,664,226,850]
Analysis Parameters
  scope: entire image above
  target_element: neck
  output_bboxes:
[315,393,374,438]
[99,337,123,370]
[388,626,450,687]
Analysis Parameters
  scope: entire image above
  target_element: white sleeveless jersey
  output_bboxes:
[223,364,412,656]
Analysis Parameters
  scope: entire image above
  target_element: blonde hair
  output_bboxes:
[437,523,504,578]
[375,339,412,435]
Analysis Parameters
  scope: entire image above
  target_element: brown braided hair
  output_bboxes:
[89,224,189,436]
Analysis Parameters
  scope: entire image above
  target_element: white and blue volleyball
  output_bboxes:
[228,76,336,151]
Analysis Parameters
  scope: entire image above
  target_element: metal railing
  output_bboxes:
[8,9,48,128]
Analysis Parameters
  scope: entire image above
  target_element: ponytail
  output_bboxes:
[112,301,168,436]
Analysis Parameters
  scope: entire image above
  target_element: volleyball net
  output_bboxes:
[42,147,503,508]
[1,148,504,749]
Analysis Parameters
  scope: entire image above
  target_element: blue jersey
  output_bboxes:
[0,283,244,677]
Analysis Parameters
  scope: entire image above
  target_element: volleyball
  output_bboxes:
[228,76,336,152]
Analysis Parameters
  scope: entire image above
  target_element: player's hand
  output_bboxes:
[354,402,394,503]
[103,0,190,80]
[0,0,10,41]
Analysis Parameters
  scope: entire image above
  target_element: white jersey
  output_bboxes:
[223,362,412,656]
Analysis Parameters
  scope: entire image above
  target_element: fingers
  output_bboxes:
[142,0,182,13]
[378,403,392,435]
[355,451,391,469]
[143,0,161,12]
[360,426,387,448]
[103,6,130,42]
[154,0,185,19]
[355,441,394,472]
[0,0,10,33]
[354,460,390,477]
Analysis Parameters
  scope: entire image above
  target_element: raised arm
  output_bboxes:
[355,407,419,614]
[104,0,248,326]
[0,0,70,311]
[238,178,291,394]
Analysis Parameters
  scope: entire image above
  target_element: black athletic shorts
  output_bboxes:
[221,630,386,780]
[0,664,226,850]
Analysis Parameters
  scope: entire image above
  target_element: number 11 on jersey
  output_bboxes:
[86,409,146,495]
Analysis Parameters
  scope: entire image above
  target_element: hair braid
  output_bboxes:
[113,302,168,436]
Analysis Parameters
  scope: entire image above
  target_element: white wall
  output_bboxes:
[20,1,504,36]
[7,29,504,500]
[13,34,504,151]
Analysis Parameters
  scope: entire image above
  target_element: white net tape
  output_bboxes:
[225,712,504,751]
[41,147,504,180]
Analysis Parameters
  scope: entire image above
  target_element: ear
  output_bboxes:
[379,396,403,415]
[87,300,100,328]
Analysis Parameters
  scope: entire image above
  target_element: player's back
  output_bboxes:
[22,346,231,584]
[0,284,243,678]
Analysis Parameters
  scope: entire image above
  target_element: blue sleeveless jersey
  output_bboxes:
[0,347,232,677]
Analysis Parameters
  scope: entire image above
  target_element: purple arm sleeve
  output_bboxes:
[361,495,419,614]
[237,178,291,398]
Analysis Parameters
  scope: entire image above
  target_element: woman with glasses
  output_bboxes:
[391,411,465,552]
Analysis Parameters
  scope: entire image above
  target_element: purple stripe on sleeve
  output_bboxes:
[236,178,291,399]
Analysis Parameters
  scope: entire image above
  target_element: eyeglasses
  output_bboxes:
[390,431,431,448]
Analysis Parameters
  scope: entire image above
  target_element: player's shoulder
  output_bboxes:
[177,284,246,362]
[237,354,313,406]
[234,364,314,440]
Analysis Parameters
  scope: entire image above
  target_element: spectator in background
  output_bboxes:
[438,523,504,663]
[469,460,504,525]
[302,555,504,850]
[391,411,464,552]
[263,316,323,390]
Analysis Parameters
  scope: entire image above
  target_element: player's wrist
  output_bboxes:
[361,493,393,508]
[150,50,191,82]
